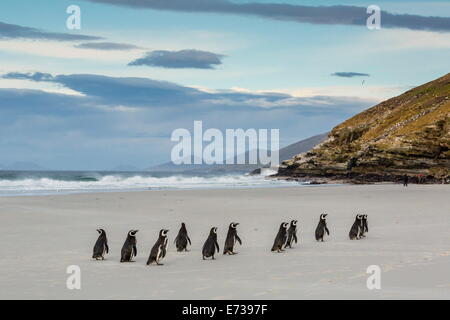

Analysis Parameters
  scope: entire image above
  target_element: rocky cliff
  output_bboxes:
[276,73,450,183]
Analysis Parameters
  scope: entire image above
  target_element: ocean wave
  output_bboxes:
[0,174,297,194]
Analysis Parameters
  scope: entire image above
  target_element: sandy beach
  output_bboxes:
[0,184,449,299]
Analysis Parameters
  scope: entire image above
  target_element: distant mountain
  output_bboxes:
[110,165,141,172]
[146,133,327,173]
[279,133,328,161]
[2,161,47,171]
[278,73,450,183]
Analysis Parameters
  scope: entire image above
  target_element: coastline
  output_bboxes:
[1,184,449,299]
[272,173,449,185]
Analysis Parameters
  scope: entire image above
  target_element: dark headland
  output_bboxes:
[274,73,450,184]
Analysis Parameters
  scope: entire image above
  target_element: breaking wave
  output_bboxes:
[0,172,300,196]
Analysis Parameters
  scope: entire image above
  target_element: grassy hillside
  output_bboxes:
[278,73,450,183]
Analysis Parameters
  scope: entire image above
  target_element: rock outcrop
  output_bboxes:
[276,73,450,184]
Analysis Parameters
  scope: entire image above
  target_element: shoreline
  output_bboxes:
[0,180,441,198]
[0,179,342,198]
[272,174,449,185]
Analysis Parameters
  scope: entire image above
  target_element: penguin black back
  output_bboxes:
[285,220,298,248]
[271,222,288,252]
[349,214,363,240]
[223,222,242,255]
[315,214,329,242]
[147,229,169,265]
[92,228,109,260]
[361,214,368,237]
[202,227,219,260]
[174,222,191,252]
[120,230,138,262]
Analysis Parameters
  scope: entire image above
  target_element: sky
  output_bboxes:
[0,0,449,170]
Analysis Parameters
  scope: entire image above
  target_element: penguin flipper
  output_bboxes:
[325,227,330,235]
[235,235,242,245]
[132,245,137,257]
[105,242,109,254]
[215,241,220,253]
[187,236,191,245]
[293,234,298,243]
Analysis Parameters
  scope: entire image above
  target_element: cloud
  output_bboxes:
[0,21,102,41]
[2,72,54,82]
[1,71,377,169]
[331,72,370,78]
[85,0,450,32]
[74,42,142,50]
[128,49,225,69]
[1,71,375,113]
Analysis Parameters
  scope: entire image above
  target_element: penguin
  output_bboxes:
[202,227,219,260]
[284,220,298,248]
[360,214,369,237]
[120,230,138,262]
[147,229,169,266]
[92,228,109,260]
[174,222,191,252]
[349,214,363,240]
[223,222,242,255]
[271,222,289,252]
[315,214,330,242]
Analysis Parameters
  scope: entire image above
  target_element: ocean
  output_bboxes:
[0,169,303,196]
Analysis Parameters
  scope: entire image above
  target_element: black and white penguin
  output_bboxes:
[223,222,242,255]
[120,230,138,262]
[202,227,219,260]
[147,229,169,265]
[315,214,330,242]
[360,214,369,237]
[271,222,289,252]
[92,228,109,260]
[285,220,298,248]
[349,214,363,240]
[174,222,191,252]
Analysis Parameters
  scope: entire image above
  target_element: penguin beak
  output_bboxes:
[134,230,139,233]
[235,223,239,226]
[96,229,101,233]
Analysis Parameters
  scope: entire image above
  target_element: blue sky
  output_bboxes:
[0,0,449,170]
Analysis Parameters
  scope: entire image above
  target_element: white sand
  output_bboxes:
[0,184,449,299]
